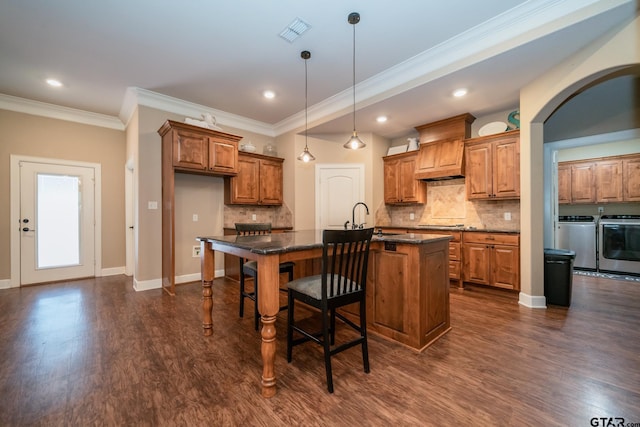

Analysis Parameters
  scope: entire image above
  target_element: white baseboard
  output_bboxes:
[0,279,13,290]
[133,269,225,292]
[518,292,547,308]
[175,273,201,284]
[133,278,162,292]
[101,266,125,276]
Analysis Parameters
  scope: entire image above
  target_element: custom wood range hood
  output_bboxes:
[414,113,476,181]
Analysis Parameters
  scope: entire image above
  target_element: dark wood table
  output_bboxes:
[197,230,451,397]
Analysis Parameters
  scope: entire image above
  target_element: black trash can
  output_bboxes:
[544,248,576,307]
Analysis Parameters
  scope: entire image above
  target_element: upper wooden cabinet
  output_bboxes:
[224,152,283,206]
[559,153,640,204]
[623,156,640,202]
[557,163,571,204]
[383,151,426,204]
[465,130,520,200]
[570,162,596,203]
[595,160,623,203]
[159,120,240,176]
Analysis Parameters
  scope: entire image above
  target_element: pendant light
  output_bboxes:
[297,50,316,162]
[344,12,365,150]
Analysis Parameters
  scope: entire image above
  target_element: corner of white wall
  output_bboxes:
[518,292,547,309]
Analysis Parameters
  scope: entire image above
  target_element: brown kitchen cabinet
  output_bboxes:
[365,238,451,351]
[557,163,572,204]
[571,162,596,203]
[595,159,623,202]
[224,152,283,206]
[158,120,243,295]
[465,130,520,200]
[462,232,520,291]
[559,153,640,204]
[161,120,240,175]
[413,229,462,287]
[623,155,640,201]
[383,151,426,204]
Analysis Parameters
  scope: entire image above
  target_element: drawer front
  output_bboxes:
[463,232,519,246]
[449,260,460,279]
[449,242,460,261]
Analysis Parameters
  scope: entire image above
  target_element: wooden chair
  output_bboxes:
[235,223,294,330]
[286,228,374,393]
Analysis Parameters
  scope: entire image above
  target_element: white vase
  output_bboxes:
[407,138,419,151]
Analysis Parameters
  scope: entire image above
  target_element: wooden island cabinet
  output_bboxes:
[366,236,451,350]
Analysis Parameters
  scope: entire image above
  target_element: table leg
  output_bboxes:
[257,254,280,397]
[200,240,214,336]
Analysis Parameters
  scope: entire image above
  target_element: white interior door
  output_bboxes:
[20,161,96,284]
[315,164,365,230]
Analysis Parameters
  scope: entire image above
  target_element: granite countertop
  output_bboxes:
[199,229,451,255]
[377,225,520,234]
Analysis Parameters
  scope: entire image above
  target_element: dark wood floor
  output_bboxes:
[1,273,639,426]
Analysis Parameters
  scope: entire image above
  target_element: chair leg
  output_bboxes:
[239,260,245,318]
[254,276,259,331]
[322,309,334,393]
[286,292,294,362]
[330,308,336,346]
[360,300,370,374]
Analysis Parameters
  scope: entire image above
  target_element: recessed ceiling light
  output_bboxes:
[263,90,275,99]
[46,78,63,87]
[453,88,467,97]
[376,116,388,123]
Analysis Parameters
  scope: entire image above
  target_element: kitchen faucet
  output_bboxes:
[350,202,369,229]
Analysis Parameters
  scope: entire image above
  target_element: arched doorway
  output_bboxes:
[518,14,639,307]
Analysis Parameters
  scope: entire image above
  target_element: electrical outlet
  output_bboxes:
[192,245,201,258]
[598,206,604,214]
[409,213,415,220]
[252,214,257,221]
[192,214,198,222]
[504,212,512,221]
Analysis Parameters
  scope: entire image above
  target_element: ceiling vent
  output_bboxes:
[279,17,311,43]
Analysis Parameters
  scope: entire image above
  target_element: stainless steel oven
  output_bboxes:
[598,215,640,275]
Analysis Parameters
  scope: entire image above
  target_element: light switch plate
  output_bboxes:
[148,201,158,210]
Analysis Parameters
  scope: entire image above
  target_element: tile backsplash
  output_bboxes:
[224,204,293,229]
[375,178,520,231]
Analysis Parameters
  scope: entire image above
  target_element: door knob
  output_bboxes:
[22,227,35,232]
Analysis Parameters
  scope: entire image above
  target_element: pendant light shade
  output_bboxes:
[344,12,365,150]
[297,50,316,162]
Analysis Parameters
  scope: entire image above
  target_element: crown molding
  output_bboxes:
[0,93,124,130]
[274,0,632,136]
[120,87,276,137]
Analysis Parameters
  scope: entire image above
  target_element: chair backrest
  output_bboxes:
[321,228,374,299]
[235,222,272,236]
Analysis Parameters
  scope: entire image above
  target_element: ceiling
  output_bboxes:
[0,0,635,139]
